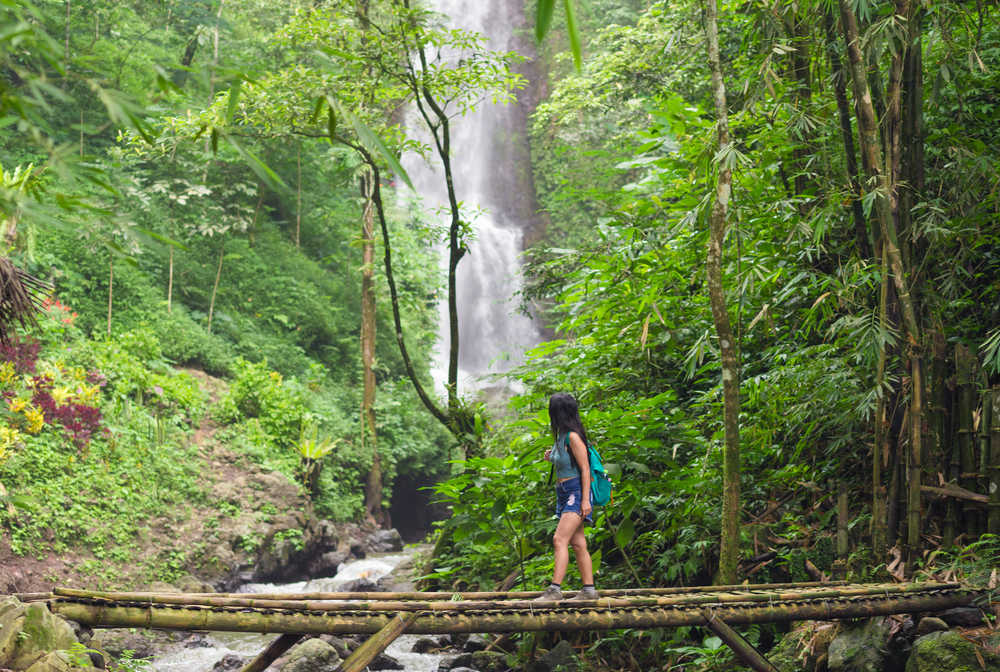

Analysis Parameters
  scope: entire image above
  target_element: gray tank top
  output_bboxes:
[552,433,581,480]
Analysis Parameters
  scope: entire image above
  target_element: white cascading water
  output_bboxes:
[404,0,543,396]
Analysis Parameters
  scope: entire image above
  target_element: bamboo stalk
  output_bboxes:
[240,634,301,672]
[12,593,52,602]
[48,590,977,635]
[338,612,417,672]
[921,485,988,504]
[51,583,960,614]
[702,609,778,672]
[990,387,1000,534]
[51,581,848,603]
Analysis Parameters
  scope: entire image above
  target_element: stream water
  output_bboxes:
[151,552,446,672]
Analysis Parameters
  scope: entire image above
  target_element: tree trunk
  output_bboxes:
[167,247,174,314]
[872,244,890,558]
[360,169,383,525]
[703,0,741,585]
[295,143,302,249]
[208,245,224,334]
[106,256,113,337]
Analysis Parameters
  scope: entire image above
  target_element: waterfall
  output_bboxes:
[405,0,543,397]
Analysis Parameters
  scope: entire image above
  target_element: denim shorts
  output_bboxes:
[555,476,593,524]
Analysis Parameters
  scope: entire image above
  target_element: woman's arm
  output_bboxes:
[569,432,592,517]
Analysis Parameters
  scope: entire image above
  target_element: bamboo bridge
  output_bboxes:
[24,581,989,672]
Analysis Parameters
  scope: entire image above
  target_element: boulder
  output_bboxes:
[768,621,839,672]
[914,617,949,637]
[210,653,247,670]
[23,650,92,672]
[0,598,80,671]
[938,608,986,628]
[411,637,442,654]
[369,529,404,553]
[338,577,381,593]
[462,634,490,653]
[282,638,341,672]
[439,653,475,670]
[88,630,155,659]
[147,581,179,593]
[368,652,403,670]
[176,574,215,594]
[905,630,999,672]
[828,618,892,672]
[308,551,349,578]
[533,641,579,672]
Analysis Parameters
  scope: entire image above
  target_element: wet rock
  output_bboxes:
[915,617,949,636]
[339,577,382,593]
[309,550,349,578]
[828,618,891,672]
[369,652,403,670]
[938,607,986,628]
[526,641,579,672]
[0,598,80,671]
[463,634,490,653]
[905,630,998,671]
[282,638,341,672]
[439,652,475,670]
[412,636,442,653]
[89,630,156,659]
[349,541,367,559]
[211,653,247,671]
[470,650,510,672]
[370,528,404,553]
[319,635,352,659]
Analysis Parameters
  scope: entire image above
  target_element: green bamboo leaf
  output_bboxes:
[227,136,288,193]
[225,79,242,122]
[535,0,556,42]
[327,96,413,191]
[563,0,582,72]
[615,517,635,548]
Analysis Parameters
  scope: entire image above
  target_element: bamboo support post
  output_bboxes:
[337,612,418,672]
[702,609,778,672]
[51,583,952,613]
[240,634,301,672]
[956,344,979,536]
[990,387,1000,534]
[47,588,976,635]
[833,488,849,580]
[49,581,846,603]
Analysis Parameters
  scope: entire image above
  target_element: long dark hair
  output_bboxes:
[549,392,589,445]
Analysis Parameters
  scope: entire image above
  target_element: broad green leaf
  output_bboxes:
[225,79,242,123]
[327,96,414,191]
[535,0,556,42]
[563,0,582,72]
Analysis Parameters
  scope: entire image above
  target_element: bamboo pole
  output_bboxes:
[51,581,848,603]
[51,584,952,613]
[990,387,1000,534]
[48,589,977,635]
[702,609,778,672]
[956,344,978,535]
[338,612,418,672]
[921,484,988,504]
[239,634,301,672]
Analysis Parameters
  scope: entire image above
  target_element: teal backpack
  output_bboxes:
[562,433,614,507]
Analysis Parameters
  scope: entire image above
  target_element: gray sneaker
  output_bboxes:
[567,586,599,601]
[532,585,564,602]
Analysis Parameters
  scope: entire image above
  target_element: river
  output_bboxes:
[151,551,446,672]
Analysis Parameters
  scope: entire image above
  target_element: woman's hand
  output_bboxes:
[544,448,553,462]
[581,499,592,518]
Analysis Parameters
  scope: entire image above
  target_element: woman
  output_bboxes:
[535,392,598,601]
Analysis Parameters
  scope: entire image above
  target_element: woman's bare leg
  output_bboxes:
[551,512,584,584]
[569,525,593,585]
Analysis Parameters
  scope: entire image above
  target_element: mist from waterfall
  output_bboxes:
[403,0,543,398]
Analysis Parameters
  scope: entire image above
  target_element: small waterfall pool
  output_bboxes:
[151,551,447,672]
